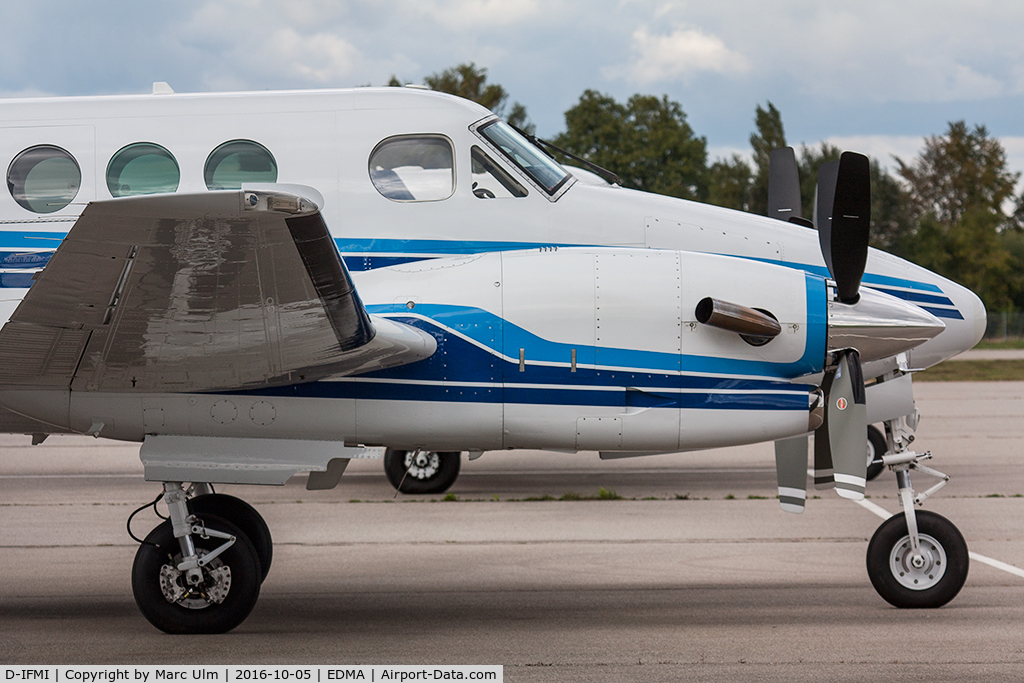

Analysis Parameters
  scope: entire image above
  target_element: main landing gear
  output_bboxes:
[865,416,969,608]
[384,448,461,494]
[130,483,272,633]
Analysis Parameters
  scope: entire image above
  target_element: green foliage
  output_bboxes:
[897,122,1019,226]
[706,154,753,211]
[553,90,707,200]
[748,102,786,216]
[896,122,1024,309]
[423,62,534,133]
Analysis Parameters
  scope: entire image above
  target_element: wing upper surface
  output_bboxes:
[0,188,434,392]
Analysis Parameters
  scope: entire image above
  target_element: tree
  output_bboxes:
[748,102,786,216]
[422,62,534,133]
[706,154,753,211]
[897,121,1019,227]
[553,90,707,200]
[896,121,1022,310]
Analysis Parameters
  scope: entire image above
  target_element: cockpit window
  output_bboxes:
[477,120,569,195]
[369,135,455,202]
[471,146,527,199]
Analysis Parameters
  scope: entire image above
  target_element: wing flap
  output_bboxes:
[0,188,433,393]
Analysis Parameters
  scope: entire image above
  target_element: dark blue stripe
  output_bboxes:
[869,286,955,306]
[921,306,965,320]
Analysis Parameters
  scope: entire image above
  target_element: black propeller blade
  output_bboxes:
[817,152,870,304]
[768,147,801,222]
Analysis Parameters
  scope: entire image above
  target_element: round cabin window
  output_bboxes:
[7,145,81,213]
[204,140,278,190]
[106,142,180,197]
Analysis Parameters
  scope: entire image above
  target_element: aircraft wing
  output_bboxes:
[0,188,435,394]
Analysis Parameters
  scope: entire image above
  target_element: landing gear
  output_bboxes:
[864,416,969,608]
[865,425,886,481]
[867,509,968,608]
[190,493,273,581]
[131,483,267,633]
[384,448,461,494]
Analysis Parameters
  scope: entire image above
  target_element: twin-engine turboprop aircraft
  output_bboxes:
[0,85,984,632]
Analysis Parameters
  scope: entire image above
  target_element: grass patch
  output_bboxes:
[915,359,1024,381]
[559,491,582,501]
[675,493,690,500]
[597,487,622,500]
[724,494,735,500]
[747,494,768,500]
[976,339,1024,349]
[442,493,458,501]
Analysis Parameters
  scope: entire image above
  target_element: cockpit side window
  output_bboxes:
[476,120,569,196]
[369,135,455,202]
[471,146,527,199]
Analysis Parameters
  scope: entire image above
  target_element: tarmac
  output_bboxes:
[2,381,1024,681]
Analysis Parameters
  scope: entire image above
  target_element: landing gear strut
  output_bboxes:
[865,417,969,608]
[131,482,267,633]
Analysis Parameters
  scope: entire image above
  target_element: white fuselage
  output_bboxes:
[0,87,986,461]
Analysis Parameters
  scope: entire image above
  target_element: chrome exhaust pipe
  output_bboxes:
[695,297,782,343]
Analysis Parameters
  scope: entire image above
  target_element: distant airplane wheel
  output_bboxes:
[189,493,273,582]
[384,449,461,494]
[866,425,887,482]
[866,510,968,609]
[132,513,261,634]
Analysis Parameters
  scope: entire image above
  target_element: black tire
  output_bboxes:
[132,513,261,634]
[866,510,969,608]
[190,493,273,582]
[866,425,887,482]
[384,449,461,494]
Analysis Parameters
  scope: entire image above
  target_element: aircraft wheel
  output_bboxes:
[384,449,461,494]
[189,493,273,582]
[132,514,261,634]
[866,425,887,482]
[866,509,968,608]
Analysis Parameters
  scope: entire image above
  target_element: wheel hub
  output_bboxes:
[404,451,441,480]
[159,552,232,608]
[889,532,947,590]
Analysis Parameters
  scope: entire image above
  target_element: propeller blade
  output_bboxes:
[818,153,871,304]
[813,366,835,490]
[775,436,808,513]
[768,147,801,222]
[823,350,868,500]
[814,160,839,233]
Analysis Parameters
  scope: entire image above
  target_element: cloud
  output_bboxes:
[605,26,749,84]
[262,28,360,83]
[401,0,541,30]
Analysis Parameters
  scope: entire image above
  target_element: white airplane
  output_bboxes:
[0,85,984,633]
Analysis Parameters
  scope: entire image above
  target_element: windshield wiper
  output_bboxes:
[509,124,621,186]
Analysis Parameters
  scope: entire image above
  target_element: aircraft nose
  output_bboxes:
[907,279,987,369]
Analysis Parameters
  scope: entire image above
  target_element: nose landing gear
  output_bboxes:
[865,418,969,608]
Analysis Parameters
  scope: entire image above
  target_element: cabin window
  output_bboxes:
[369,135,455,202]
[471,146,527,199]
[204,140,278,190]
[6,145,81,213]
[106,142,180,197]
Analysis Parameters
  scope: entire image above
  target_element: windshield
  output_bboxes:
[477,120,570,195]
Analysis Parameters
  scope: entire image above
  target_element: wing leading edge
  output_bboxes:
[0,188,435,394]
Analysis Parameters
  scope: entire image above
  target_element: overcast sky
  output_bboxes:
[5,0,1024,177]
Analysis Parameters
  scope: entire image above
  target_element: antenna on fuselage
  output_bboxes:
[152,82,174,95]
